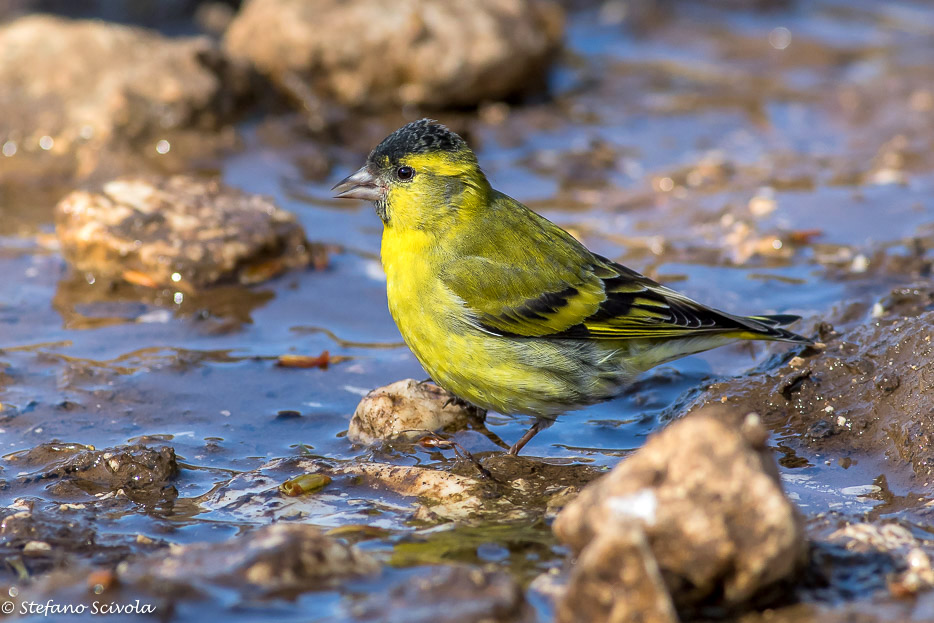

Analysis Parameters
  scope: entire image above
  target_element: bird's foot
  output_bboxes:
[415,431,496,481]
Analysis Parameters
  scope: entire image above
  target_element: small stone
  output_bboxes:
[850,254,870,273]
[351,565,529,622]
[557,524,678,623]
[23,540,52,553]
[55,176,325,291]
[868,168,906,185]
[86,569,118,593]
[748,187,777,217]
[119,523,378,595]
[806,419,834,440]
[874,373,900,393]
[348,379,484,445]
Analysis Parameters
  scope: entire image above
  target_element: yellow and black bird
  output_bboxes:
[333,119,811,454]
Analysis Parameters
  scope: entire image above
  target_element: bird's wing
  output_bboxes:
[441,252,608,337]
[444,253,751,339]
[571,261,780,339]
[441,192,801,341]
[438,202,609,337]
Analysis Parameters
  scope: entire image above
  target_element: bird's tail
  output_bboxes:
[741,314,813,344]
[624,312,812,372]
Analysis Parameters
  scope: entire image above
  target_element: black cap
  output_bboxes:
[368,119,468,165]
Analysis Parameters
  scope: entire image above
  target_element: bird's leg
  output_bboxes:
[470,421,511,451]
[508,419,548,456]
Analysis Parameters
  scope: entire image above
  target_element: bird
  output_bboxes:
[332,119,812,455]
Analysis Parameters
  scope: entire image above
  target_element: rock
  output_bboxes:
[689,309,934,488]
[223,0,564,109]
[50,445,178,497]
[1,507,97,554]
[118,523,379,596]
[334,457,598,523]
[350,565,532,623]
[828,522,934,598]
[348,379,484,445]
[55,176,325,291]
[0,501,162,582]
[556,524,679,623]
[554,408,806,619]
[8,443,179,503]
[198,456,495,526]
[201,454,600,527]
[337,462,488,521]
[0,15,249,182]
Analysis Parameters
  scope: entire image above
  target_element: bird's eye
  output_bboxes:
[396,166,415,181]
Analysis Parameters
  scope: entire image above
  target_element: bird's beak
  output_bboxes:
[331,166,383,202]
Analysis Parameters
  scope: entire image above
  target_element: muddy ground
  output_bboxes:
[1,0,934,621]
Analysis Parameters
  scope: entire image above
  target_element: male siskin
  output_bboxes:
[334,119,810,454]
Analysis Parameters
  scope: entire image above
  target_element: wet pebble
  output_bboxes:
[9,443,179,503]
[874,373,900,393]
[348,379,485,446]
[55,176,326,292]
[349,565,531,623]
[556,523,678,623]
[119,523,379,597]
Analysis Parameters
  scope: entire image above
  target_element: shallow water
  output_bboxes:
[2,1,934,620]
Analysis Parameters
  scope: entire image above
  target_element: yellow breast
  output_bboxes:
[380,226,492,402]
[381,226,434,326]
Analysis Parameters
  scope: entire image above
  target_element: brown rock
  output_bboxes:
[557,524,679,623]
[336,462,488,521]
[48,445,178,497]
[201,455,600,526]
[828,522,934,598]
[55,176,323,291]
[351,565,532,623]
[223,0,564,109]
[0,15,249,182]
[8,443,178,504]
[554,408,806,618]
[348,379,484,445]
[0,503,157,581]
[119,523,379,596]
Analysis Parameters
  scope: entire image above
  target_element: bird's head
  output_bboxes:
[332,119,489,230]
